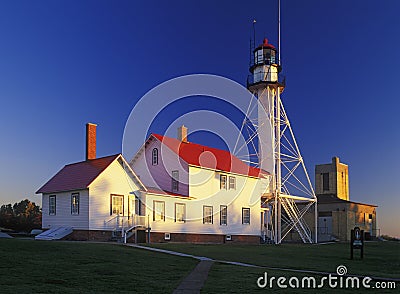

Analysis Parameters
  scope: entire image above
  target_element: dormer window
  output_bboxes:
[152,148,158,165]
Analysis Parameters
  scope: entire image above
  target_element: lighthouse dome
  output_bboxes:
[254,38,276,51]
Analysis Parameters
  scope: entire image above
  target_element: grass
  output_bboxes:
[202,263,399,294]
[0,239,398,293]
[148,241,400,279]
[147,241,399,293]
[0,239,197,293]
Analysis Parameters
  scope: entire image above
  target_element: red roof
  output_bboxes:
[255,38,276,50]
[36,154,119,194]
[152,134,266,178]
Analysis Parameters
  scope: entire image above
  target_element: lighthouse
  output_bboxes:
[246,37,317,244]
[247,37,285,244]
[247,38,284,176]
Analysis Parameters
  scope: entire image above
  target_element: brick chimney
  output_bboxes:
[86,123,97,160]
[177,125,188,143]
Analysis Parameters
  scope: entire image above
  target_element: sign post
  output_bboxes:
[350,226,364,259]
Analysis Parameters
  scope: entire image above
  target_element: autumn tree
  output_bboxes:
[0,199,41,232]
[0,204,14,229]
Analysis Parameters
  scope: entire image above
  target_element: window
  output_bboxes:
[203,206,213,224]
[175,203,185,223]
[152,148,158,165]
[322,173,329,191]
[71,193,79,215]
[229,176,236,190]
[255,49,263,64]
[172,170,179,192]
[264,51,271,63]
[110,194,123,215]
[49,195,56,215]
[220,175,227,190]
[270,50,276,64]
[242,208,250,224]
[220,205,227,225]
[153,201,165,221]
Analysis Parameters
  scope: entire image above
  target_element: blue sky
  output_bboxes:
[0,0,399,237]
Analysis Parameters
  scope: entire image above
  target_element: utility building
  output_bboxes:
[315,157,377,242]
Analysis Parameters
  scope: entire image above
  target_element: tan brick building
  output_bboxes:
[315,157,377,242]
[288,157,378,242]
[317,194,377,241]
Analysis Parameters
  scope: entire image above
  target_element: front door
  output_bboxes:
[261,209,272,241]
[128,196,135,218]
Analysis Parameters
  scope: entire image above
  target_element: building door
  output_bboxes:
[128,196,135,218]
[318,216,332,242]
[366,215,373,240]
[261,208,273,241]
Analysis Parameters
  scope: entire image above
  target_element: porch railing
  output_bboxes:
[104,214,147,231]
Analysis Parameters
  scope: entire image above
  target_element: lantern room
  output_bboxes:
[254,38,277,66]
[248,38,283,86]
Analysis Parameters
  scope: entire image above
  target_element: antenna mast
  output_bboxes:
[278,0,281,65]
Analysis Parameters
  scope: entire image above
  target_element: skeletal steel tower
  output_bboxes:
[241,2,317,243]
[243,36,318,244]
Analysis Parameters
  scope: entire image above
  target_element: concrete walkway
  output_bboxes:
[126,244,212,261]
[126,244,214,293]
[172,260,214,294]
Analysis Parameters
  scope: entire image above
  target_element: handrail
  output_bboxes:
[249,56,282,68]
[247,72,286,87]
[104,214,147,230]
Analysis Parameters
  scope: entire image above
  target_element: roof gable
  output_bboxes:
[152,134,266,178]
[36,154,119,194]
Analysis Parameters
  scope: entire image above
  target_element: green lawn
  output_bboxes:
[202,263,398,294]
[1,239,398,293]
[147,241,399,293]
[148,241,400,279]
[0,239,197,293]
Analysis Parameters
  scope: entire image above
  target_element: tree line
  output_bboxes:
[0,199,41,232]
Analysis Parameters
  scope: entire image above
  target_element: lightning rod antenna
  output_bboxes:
[253,19,256,51]
[278,0,281,65]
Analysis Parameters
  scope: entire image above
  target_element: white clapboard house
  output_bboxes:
[36,124,271,243]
